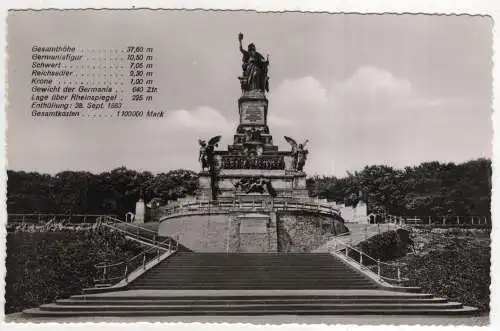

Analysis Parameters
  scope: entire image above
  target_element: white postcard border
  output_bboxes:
[0,1,498,331]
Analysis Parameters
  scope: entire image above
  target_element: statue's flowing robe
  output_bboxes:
[244,52,268,91]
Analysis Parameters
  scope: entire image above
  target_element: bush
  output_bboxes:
[405,237,490,312]
[356,229,490,311]
[357,229,413,261]
[5,227,144,314]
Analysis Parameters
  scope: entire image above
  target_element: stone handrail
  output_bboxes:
[160,199,340,220]
[328,237,410,286]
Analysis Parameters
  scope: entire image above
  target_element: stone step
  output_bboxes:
[165,257,340,261]
[158,261,345,269]
[24,305,480,317]
[165,255,339,259]
[152,269,352,274]
[39,302,464,312]
[160,262,349,265]
[146,266,362,271]
[167,254,335,257]
[143,274,364,279]
[57,297,449,305]
[144,268,363,273]
[164,254,336,259]
[151,266,353,271]
[159,264,346,267]
[147,269,355,274]
[141,275,364,279]
[127,286,379,290]
[167,256,340,258]
[129,282,378,290]
[142,273,364,277]
[126,285,380,290]
[129,284,377,289]
[131,278,372,284]
[70,292,434,301]
[141,268,365,273]
[136,276,368,281]
[130,279,374,283]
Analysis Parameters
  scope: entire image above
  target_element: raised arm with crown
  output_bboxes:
[238,32,270,92]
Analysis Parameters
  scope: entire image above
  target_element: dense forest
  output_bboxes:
[7,167,198,217]
[307,158,491,217]
[7,158,491,219]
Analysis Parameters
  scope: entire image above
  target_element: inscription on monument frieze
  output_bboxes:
[221,155,285,170]
[245,109,263,122]
[241,101,266,125]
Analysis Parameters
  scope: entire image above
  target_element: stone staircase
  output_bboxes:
[128,253,378,290]
[23,252,478,316]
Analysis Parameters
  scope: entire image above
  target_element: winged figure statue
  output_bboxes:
[199,135,221,171]
[284,136,309,171]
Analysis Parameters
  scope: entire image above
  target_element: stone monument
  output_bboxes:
[158,33,346,253]
[197,33,310,202]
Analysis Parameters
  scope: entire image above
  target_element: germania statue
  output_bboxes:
[238,32,270,92]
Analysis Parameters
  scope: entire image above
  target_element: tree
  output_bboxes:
[306,159,491,217]
[7,167,199,218]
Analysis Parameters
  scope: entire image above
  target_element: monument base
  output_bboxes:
[197,169,309,200]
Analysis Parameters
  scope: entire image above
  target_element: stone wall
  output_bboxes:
[228,212,278,253]
[159,210,345,253]
[338,201,368,223]
[158,214,230,252]
[277,212,347,252]
[159,212,278,253]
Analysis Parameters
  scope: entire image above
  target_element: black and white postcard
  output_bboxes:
[1,1,497,329]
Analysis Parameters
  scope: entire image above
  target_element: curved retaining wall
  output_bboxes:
[277,211,348,253]
[158,214,231,252]
[158,209,347,253]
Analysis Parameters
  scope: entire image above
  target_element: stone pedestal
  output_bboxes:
[229,212,277,252]
[196,82,312,201]
[239,95,267,127]
[196,68,312,210]
[134,198,145,224]
[197,170,309,200]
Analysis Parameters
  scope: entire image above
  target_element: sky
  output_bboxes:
[6,10,493,177]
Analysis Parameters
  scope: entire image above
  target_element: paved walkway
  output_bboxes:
[313,223,398,252]
[5,312,489,325]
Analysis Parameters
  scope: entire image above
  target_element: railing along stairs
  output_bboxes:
[328,237,410,287]
[384,214,491,228]
[93,216,178,288]
[98,215,168,247]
